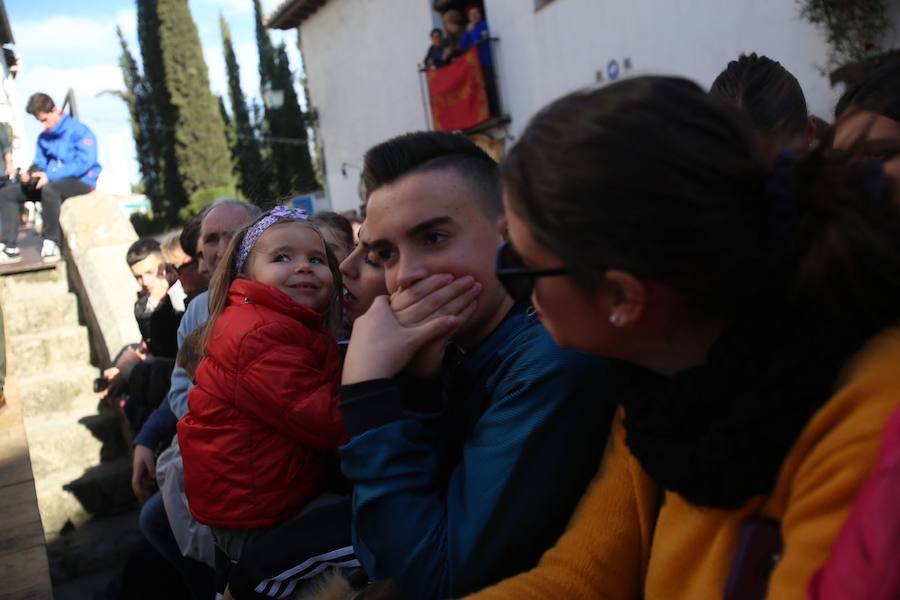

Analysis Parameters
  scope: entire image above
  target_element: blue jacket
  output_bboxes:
[460,20,492,67]
[339,304,614,598]
[133,290,210,449]
[34,114,101,187]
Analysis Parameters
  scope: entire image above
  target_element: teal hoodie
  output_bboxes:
[339,303,614,598]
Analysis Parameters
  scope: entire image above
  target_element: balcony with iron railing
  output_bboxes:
[418,37,510,135]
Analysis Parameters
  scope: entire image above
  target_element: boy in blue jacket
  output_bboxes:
[339,131,615,598]
[0,92,101,263]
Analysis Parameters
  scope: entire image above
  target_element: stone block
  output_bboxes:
[59,194,138,263]
[27,422,103,482]
[2,294,80,336]
[17,369,98,418]
[67,245,141,366]
[59,193,140,367]
[0,264,69,298]
[9,326,91,378]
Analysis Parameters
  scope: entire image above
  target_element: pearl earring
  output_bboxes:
[609,313,620,325]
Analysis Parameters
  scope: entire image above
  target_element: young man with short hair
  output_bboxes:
[340,132,615,598]
[127,238,171,341]
[0,93,102,263]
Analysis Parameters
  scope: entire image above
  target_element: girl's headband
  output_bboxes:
[235,206,308,272]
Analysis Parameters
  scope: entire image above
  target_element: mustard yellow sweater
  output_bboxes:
[469,328,900,600]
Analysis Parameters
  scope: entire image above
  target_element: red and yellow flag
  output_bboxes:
[427,47,490,132]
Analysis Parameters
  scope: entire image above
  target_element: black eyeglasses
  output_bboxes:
[495,241,570,303]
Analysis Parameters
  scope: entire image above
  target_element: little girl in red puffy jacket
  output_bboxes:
[177,206,347,562]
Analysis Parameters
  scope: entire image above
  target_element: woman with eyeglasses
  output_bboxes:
[473,76,900,599]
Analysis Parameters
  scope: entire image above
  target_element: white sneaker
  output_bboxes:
[0,242,5,252]
[0,247,21,264]
[41,239,60,263]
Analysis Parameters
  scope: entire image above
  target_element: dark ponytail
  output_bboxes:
[501,76,900,330]
[777,147,900,327]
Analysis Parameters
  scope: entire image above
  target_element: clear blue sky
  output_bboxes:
[6,0,299,189]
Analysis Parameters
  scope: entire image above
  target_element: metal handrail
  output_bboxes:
[60,88,78,119]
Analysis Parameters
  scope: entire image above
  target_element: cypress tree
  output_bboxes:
[156,0,235,216]
[137,0,183,222]
[115,27,165,214]
[221,15,270,205]
[218,95,235,155]
[253,0,318,196]
[273,43,317,194]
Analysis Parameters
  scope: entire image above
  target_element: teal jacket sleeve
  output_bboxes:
[339,331,611,599]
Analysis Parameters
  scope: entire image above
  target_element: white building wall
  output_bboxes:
[0,52,26,170]
[300,0,434,213]
[300,0,899,214]
[488,0,854,139]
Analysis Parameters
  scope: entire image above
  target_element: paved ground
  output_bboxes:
[0,328,53,599]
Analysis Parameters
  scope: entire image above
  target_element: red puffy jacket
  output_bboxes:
[178,278,345,529]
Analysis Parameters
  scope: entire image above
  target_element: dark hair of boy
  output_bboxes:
[430,27,443,37]
[710,53,809,140]
[179,213,204,259]
[25,93,55,117]
[126,238,163,267]
[834,59,900,121]
[309,211,354,251]
[362,131,501,218]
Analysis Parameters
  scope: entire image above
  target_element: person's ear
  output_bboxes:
[602,269,646,327]
[496,214,508,241]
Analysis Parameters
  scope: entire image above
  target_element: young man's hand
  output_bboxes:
[390,274,481,377]
[148,269,171,304]
[33,171,48,190]
[131,444,157,501]
[342,296,466,385]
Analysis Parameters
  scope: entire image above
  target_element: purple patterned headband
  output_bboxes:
[235,205,308,272]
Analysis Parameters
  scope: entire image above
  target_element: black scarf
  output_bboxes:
[612,306,879,508]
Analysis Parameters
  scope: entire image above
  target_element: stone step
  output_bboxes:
[34,457,136,539]
[9,325,92,378]
[47,511,143,586]
[26,406,128,481]
[62,457,137,523]
[0,271,70,300]
[0,261,67,287]
[18,367,99,417]
[2,293,80,335]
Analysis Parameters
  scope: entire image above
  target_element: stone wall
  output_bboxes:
[59,193,140,367]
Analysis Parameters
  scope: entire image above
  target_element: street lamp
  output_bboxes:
[261,83,284,110]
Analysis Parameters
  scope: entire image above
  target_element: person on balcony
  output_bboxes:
[0,92,101,264]
[460,5,499,116]
[441,9,466,64]
[424,28,448,69]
